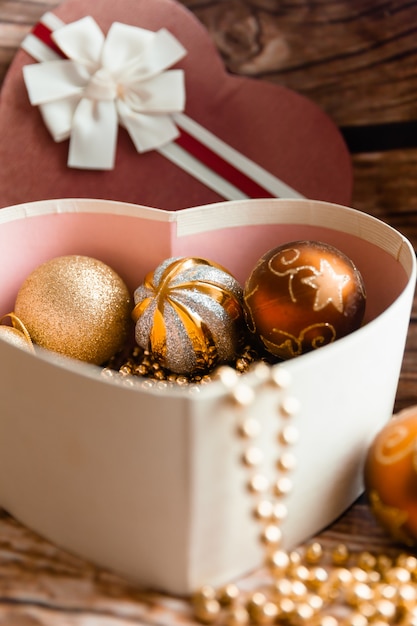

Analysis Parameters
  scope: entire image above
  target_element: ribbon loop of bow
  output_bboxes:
[23,16,187,170]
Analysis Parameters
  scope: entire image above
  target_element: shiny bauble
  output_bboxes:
[364,406,417,546]
[132,257,244,375]
[243,240,366,360]
[14,255,132,365]
[0,325,34,353]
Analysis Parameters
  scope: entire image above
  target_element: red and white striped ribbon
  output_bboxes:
[22,12,304,201]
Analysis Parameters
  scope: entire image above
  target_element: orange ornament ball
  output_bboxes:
[243,240,366,360]
[364,406,417,546]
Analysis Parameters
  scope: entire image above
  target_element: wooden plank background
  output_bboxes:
[1,0,417,623]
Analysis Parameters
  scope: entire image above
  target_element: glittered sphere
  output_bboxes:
[243,240,366,360]
[0,312,34,353]
[364,406,417,546]
[0,325,34,353]
[132,257,245,375]
[14,255,132,365]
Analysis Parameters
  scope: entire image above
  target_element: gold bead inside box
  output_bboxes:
[0,197,414,596]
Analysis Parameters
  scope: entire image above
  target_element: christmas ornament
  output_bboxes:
[14,255,132,365]
[0,313,34,353]
[364,406,417,546]
[243,240,366,360]
[132,257,245,374]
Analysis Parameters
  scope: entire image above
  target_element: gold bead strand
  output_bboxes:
[228,370,269,504]
[260,365,300,567]
[192,362,417,625]
[193,363,300,625]
[244,364,305,625]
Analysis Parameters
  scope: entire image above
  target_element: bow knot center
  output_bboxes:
[84,67,120,101]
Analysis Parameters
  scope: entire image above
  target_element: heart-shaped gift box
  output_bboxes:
[0,0,352,209]
[0,197,414,595]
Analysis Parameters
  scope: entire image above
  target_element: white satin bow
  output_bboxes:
[23,17,187,169]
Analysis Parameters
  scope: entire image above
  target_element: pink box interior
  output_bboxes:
[0,210,407,329]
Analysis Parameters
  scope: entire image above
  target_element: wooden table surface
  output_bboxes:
[1,1,417,624]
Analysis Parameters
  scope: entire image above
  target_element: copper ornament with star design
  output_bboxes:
[243,240,366,360]
[364,407,417,546]
[132,257,245,375]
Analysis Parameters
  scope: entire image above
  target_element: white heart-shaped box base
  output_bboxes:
[0,198,414,595]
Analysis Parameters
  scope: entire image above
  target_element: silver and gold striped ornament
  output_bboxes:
[132,257,245,375]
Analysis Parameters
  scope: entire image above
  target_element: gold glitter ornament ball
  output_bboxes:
[0,325,34,353]
[0,313,34,353]
[14,255,132,365]
[132,257,245,375]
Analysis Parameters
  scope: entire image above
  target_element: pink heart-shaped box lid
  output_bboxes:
[0,0,352,210]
